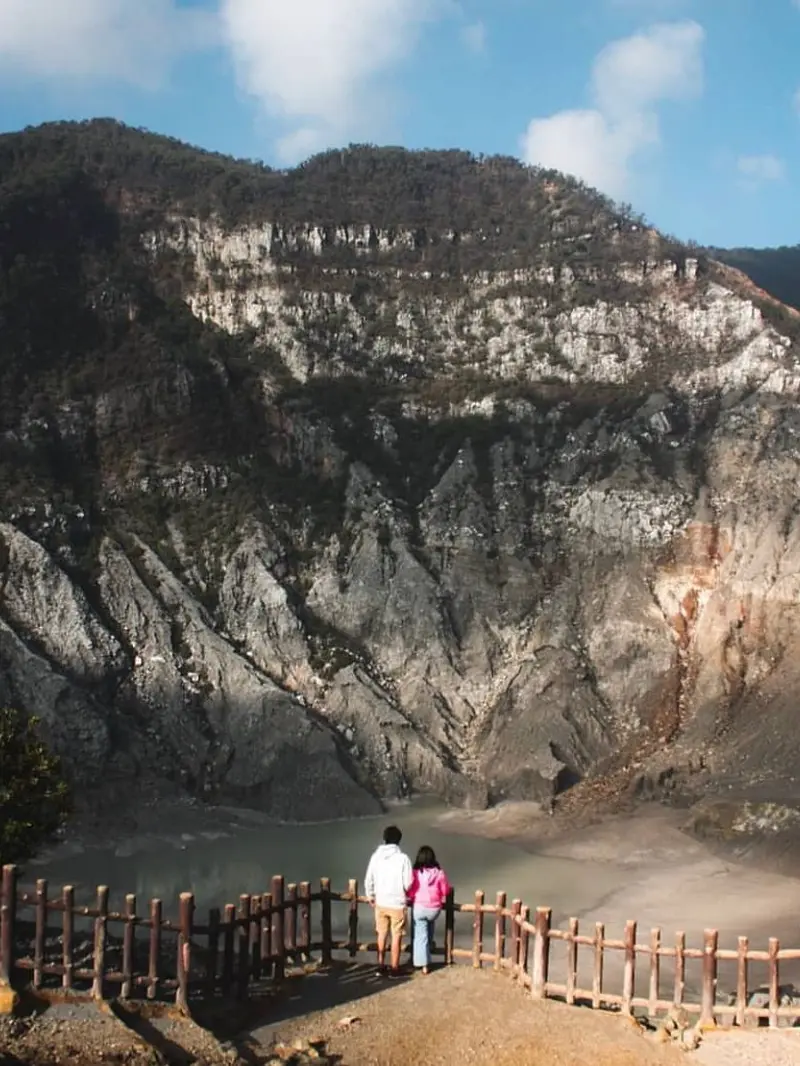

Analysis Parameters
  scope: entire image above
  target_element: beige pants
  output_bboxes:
[375,906,406,939]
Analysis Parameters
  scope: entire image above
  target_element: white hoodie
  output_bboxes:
[365,843,413,909]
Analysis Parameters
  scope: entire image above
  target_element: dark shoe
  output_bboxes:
[387,968,403,979]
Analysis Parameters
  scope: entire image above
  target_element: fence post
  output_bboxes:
[206,907,220,999]
[566,918,578,1005]
[768,937,780,1029]
[472,891,484,968]
[271,876,286,981]
[493,891,506,971]
[509,900,522,978]
[592,922,604,1009]
[519,905,531,985]
[34,879,48,991]
[250,896,262,981]
[176,892,195,1012]
[121,894,136,1000]
[148,899,162,1000]
[222,903,236,995]
[622,920,636,1015]
[286,884,298,959]
[700,928,718,1028]
[348,879,359,958]
[92,886,109,1002]
[673,931,686,1007]
[648,928,661,1019]
[531,907,551,999]
[261,892,273,979]
[735,936,748,1028]
[92,885,109,1000]
[237,895,251,999]
[444,887,455,965]
[299,882,311,960]
[0,865,18,990]
[62,886,75,991]
[320,878,332,966]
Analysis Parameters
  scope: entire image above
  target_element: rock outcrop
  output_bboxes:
[1,120,800,822]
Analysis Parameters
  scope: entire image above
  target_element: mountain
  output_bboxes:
[710,245,800,314]
[2,118,800,836]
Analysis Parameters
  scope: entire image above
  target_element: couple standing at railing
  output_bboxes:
[364,825,451,980]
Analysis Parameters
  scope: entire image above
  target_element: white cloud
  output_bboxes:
[520,20,704,199]
[520,110,636,198]
[0,0,215,88]
[737,154,786,184]
[591,21,703,119]
[220,0,445,163]
[461,20,486,54]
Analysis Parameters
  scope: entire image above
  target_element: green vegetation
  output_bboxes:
[0,708,71,864]
[0,118,666,272]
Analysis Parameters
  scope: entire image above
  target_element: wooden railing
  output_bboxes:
[1,864,797,1027]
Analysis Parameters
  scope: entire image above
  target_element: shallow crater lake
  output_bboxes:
[29,800,618,927]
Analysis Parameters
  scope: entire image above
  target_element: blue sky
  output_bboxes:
[0,0,798,248]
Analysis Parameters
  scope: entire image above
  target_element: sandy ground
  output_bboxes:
[695,1030,800,1066]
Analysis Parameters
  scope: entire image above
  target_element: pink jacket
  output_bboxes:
[408,866,451,910]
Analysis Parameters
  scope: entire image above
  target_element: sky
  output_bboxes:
[0,0,798,249]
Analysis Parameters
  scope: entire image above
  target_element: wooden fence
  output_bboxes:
[0,863,797,1027]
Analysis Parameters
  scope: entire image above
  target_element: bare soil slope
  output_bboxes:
[254,965,684,1066]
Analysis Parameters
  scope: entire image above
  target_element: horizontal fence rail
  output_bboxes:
[0,864,797,1027]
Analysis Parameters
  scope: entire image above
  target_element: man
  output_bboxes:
[364,825,412,977]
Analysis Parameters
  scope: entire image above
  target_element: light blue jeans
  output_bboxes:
[412,905,441,968]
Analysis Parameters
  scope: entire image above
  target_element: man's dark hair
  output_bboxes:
[383,825,402,845]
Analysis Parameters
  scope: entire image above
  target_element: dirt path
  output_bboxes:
[252,964,686,1066]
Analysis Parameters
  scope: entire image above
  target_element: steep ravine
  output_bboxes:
[2,123,800,838]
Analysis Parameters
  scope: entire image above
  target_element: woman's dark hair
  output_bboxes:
[414,845,439,869]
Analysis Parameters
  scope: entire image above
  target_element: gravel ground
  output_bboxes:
[0,1004,157,1066]
[0,998,324,1065]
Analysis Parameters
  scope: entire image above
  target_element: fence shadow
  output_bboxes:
[107,1000,195,1066]
[195,961,412,1039]
[262,961,412,1027]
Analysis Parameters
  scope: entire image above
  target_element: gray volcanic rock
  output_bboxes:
[2,121,800,823]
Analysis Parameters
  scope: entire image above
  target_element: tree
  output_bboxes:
[0,708,71,865]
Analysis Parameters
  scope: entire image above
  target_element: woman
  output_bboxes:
[407,845,451,975]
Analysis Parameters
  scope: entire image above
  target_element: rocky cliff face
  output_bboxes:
[2,121,800,824]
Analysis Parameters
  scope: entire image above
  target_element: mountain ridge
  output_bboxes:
[2,118,800,841]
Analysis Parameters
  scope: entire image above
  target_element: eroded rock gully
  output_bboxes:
[3,129,800,833]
